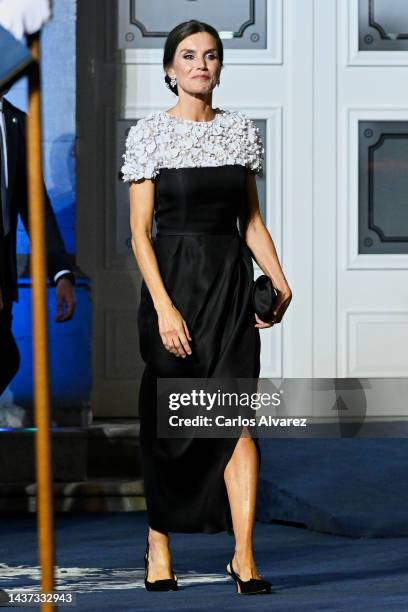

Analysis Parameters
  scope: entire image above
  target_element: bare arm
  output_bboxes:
[129,179,171,310]
[129,179,192,357]
[240,172,292,326]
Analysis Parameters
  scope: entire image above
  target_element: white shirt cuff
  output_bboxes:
[54,269,72,283]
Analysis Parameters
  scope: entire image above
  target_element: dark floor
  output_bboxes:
[1,511,408,610]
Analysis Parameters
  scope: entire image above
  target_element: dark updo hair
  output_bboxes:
[163,20,224,96]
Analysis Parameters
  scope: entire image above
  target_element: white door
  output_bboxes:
[79,0,408,418]
[337,0,408,383]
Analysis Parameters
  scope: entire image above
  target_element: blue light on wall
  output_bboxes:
[12,286,91,414]
[3,0,92,425]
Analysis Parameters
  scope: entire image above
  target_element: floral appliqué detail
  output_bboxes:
[121,109,264,182]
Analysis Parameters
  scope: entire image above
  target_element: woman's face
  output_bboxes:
[168,32,221,95]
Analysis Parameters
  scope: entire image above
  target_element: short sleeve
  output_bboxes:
[245,118,264,176]
[121,118,160,183]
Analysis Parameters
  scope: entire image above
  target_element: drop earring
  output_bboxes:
[170,75,177,88]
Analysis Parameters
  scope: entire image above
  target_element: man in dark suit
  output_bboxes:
[0,94,76,396]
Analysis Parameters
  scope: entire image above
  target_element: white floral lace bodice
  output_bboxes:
[121,108,264,182]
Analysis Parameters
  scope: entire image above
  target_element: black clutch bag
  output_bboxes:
[251,274,278,322]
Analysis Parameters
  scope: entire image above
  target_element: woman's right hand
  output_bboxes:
[156,303,193,358]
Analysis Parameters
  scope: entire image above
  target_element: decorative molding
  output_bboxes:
[344,310,408,377]
[344,107,408,269]
[347,0,408,66]
[129,0,256,39]
[367,132,408,244]
[119,0,282,65]
[368,0,408,41]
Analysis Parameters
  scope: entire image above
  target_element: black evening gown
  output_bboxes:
[137,163,262,535]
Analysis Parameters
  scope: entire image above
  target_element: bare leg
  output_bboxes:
[146,527,174,581]
[224,428,263,582]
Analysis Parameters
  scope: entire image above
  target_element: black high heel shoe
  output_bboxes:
[144,537,178,591]
[226,558,272,595]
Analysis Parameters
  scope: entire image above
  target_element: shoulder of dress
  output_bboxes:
[124,117,161,161]
[223,111,264,175]
[220,108,250,123]
[126,112,161,136]
[217,108,242,125]
[220,110,261,143]
[239,112,259,132]
[220,110,260,142]
[143,110,162,125]
[129,114,156,134]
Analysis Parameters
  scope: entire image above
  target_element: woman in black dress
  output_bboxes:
[121,20,292,594]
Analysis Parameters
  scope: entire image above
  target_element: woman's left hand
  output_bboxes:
[254,285,293,328]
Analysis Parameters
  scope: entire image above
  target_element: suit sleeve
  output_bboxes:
[15,111,72,285]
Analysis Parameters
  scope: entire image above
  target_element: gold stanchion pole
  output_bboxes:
[26,32,55,611]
